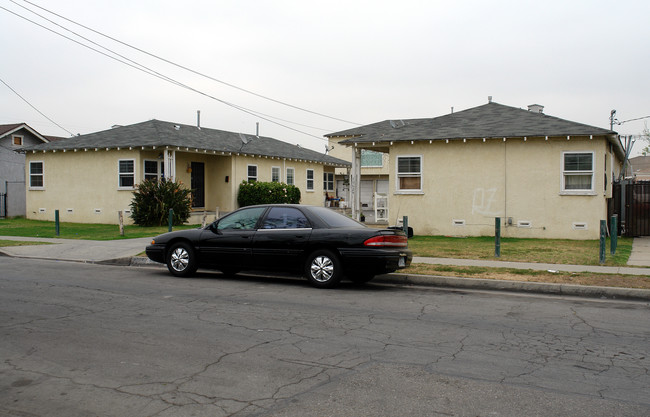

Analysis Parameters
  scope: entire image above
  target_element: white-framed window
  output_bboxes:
[361,149,383,167]
[561,152,594,194]
[144,160,164,182]
[396,155,422,192]
[271,166,280,182]
[323,172,334,191]
[306,169,314,191]
[247,164,258,182]
[12,135,23,146]
[286,167,295,185]
[29,161,44,189]
[118,159,135,189]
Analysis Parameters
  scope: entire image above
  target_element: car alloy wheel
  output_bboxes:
[170,247,189,272]
[305,249,342,288]
[311,255,334,282]
[167,242,198,277]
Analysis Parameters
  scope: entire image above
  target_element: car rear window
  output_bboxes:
[309,206,365,228]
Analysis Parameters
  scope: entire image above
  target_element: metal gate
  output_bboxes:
[611,180,650,237]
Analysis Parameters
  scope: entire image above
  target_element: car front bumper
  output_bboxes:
[145,244,166,264]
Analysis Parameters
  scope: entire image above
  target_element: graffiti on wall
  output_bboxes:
[472,188,501,216]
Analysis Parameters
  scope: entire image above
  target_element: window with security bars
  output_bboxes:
[118,159,135,188]
[562,152,593,193]
[397,156,422,191]
[286,167,295,185]
[29,161,44,188]
[306,169,314,191]
[248,165,258,182]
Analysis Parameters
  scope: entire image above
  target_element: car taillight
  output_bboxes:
[364,235,408,248]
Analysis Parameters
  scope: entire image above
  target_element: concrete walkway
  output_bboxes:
[0,235,649,300]
[0,236,152,265]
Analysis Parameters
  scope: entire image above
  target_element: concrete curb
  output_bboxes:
[2,247,649,301]
[127,256,650,301]
[372,273,650,301]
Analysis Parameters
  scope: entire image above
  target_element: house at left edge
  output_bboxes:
[18,119,350,224]
[0,123,62,217]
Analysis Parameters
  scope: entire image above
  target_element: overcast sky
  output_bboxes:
[2,0,649,154]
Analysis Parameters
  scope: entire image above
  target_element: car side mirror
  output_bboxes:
[209,222,219,233]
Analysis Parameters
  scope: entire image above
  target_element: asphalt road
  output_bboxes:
[1,257,649,417]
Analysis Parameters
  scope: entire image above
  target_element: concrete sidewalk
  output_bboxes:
[0,235,649,300]
[0,236,153,265]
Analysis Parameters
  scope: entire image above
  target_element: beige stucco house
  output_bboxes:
[327,138,389,218]
[326,101,625,239]
[20,120,349,225]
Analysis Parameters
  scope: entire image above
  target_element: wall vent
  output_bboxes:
[38,208,46,214]
[453,219,466,226]
[517,220,532,228]
[67,208,74,214]
[572,222,588,230]
[94,208,102,214]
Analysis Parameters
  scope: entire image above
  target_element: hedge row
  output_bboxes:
[237,181,301,207]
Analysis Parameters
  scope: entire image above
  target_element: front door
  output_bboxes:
[191,162,205,208]
[198,206,267,268]
[253,206,312,270]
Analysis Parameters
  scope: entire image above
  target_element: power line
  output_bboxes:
[1,5,332,141]
[18,0,361,127]
[616,115,650,125]
[0,77,74,136]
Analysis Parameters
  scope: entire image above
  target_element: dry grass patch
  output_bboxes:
[404,263,650,290]
[0,240,52,247]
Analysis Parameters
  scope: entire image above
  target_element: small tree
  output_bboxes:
[640,123,650,156]
[130,179,192,226]
[237,181,301,207]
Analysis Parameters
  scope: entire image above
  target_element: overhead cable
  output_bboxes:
[15,0,362,126]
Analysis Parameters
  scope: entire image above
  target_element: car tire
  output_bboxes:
[349,274,375,284]
[167,242,198,277]
[304,249,342,289]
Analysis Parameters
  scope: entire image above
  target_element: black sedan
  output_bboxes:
[146,204,412,288]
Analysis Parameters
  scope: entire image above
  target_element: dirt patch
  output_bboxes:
[404,264,650,290]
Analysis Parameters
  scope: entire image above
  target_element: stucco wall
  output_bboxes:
[388,136,619,239]
[25,149,336,224]
[25,150,140,224]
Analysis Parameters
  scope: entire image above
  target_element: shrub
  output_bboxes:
[130,179,193,226]
[237,181,301,207]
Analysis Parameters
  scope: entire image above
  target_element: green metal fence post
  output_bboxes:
[168,208,173,232]
[610,215,618,255]
[55,209,60,236]
[599,220,606,264]
[495,217,501,258]
[402,216,409,237]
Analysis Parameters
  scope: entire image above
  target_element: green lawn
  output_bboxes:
[406,235,632,267]
[0,218,633,266]
[0,218,201,241]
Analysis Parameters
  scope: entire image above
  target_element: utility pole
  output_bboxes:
[610,109,617,131]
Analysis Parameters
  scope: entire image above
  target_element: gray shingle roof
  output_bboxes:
[327,102,617,143]
[20,119,350,166]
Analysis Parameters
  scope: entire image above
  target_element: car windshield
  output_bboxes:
[309,206,365,228]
